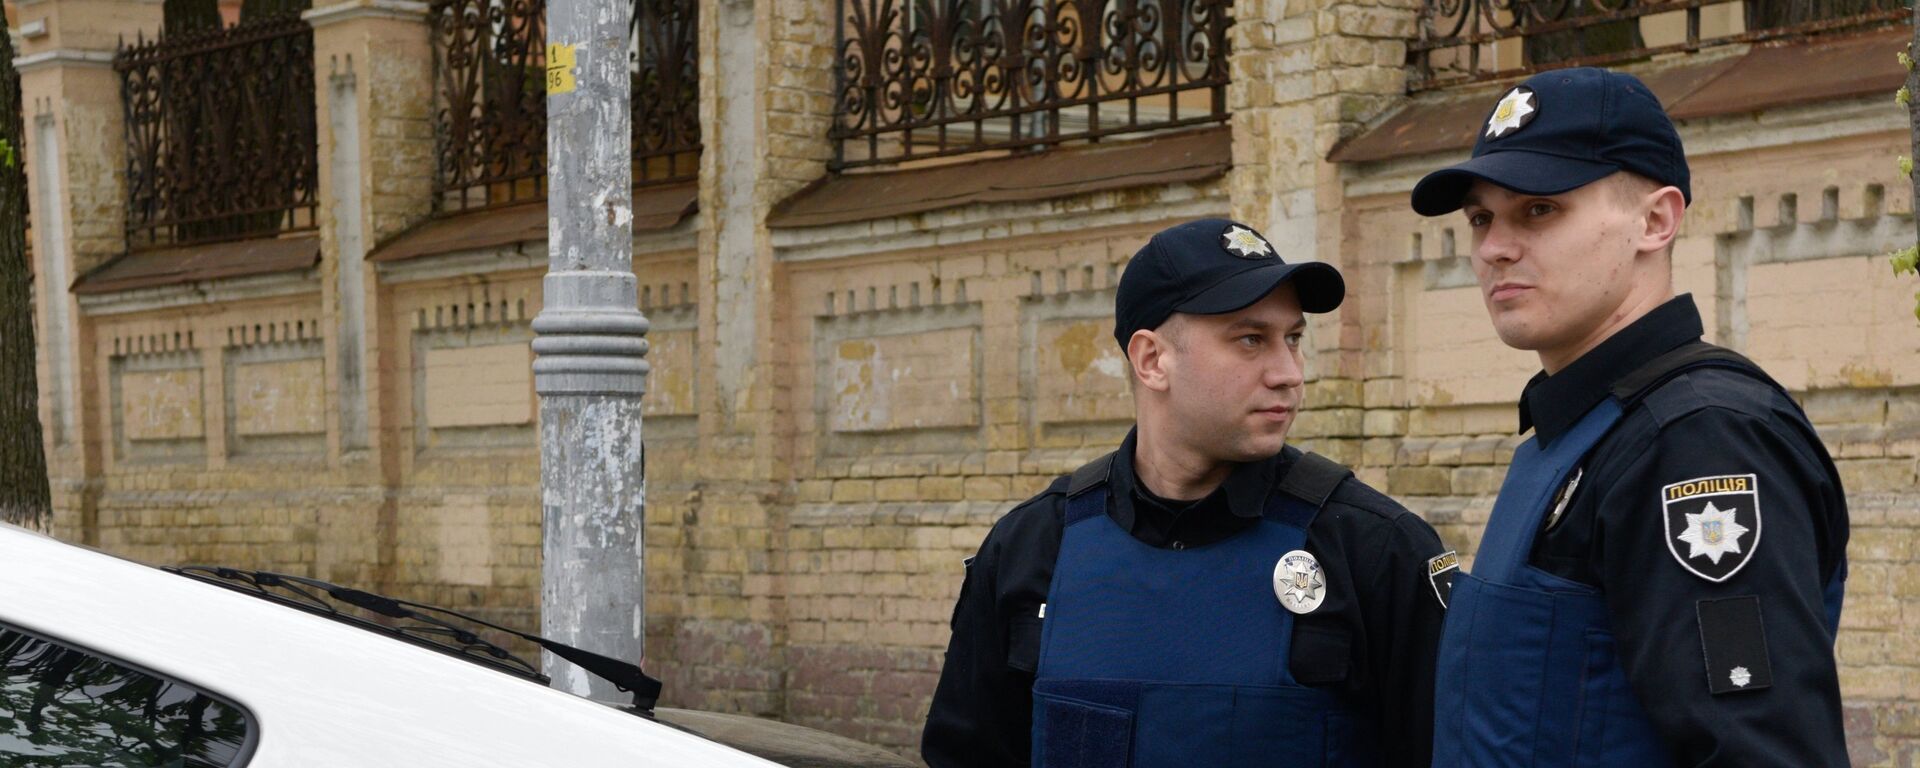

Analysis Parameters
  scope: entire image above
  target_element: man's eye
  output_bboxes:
[1528,202,1556,216]
[1467,212,1491,227]
[1238,335,1262,347]
[1285,333,1304,347]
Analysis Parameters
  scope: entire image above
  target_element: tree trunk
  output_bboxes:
[1910,3,1919,246]
[0,7,54,532]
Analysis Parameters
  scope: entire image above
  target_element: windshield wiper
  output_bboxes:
[165,566,662,713]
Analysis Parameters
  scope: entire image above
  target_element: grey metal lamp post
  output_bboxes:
[535,0,649,700]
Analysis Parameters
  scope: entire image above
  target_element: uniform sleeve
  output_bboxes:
[1363,513,1451,768]
[922,529,1036,768]
[1593,406,1848,767]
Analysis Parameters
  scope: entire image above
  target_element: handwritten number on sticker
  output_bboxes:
[547,43,578,95]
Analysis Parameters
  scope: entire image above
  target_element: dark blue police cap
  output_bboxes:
[1114,218,1345,351]
[1411,67,1691,216]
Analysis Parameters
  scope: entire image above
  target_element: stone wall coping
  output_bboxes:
[770,176,1227,263]
[1331,25,1908,166]
[769,126,1231,230]
[302,0,431,28]
[75,269,318,316]
[74,235,320,296]
[13,48,116,73]
[375,244,548,285]
[1343,95,1901,200]
[371,184,697,264]
[371,229,695,285]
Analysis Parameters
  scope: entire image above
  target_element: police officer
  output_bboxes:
[921,219,1452,768]
[1410,68,1850,766]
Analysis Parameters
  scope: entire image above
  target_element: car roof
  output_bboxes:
[0,523,781,768]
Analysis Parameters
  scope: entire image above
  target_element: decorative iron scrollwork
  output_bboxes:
[116,14,318,249]
[633,0,701,186]
[1412,0,1906,91]
[430,0,547,211]
[831,0,1233,170]
[430,0,701,212]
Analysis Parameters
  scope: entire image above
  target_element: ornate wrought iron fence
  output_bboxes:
[431,0,546,211]
[430,0,700,213]
[1411,0,1907,90]
[633,0,701,185]
[830,0,1235,170]
[117,14,319,250]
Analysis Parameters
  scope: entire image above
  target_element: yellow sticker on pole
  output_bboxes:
[547,43,578,95]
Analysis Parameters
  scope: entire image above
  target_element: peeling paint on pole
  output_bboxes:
[537,0,647,703]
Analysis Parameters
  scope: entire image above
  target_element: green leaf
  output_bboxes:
[1899,86,1912,106]
[1902,156,1914,179]
[0,139,14,170]
[1896,245,1920,276]
[1902,50,1916,71]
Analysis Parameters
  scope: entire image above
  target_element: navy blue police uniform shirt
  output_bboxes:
[921,431,1451,768]
[1520,295,1850,767]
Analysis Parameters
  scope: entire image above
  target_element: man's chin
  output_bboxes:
[1221,433,1289,463]
[1492,320,1547,353]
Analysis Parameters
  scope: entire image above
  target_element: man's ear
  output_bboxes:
[1128,329,1175,393]
[1639,185,1686,257]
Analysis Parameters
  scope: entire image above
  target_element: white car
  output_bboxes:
[0,522,914,767]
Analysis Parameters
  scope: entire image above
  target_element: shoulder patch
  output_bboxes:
[1662,474,1762,582]
[1426,550,1460,609]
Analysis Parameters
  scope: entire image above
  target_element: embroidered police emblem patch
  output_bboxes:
[1222,225,1275,259]
[1426,550,1460,609]
[1662,474,1762,582]
[1273,550,1326,614]
[1485,86,1538,140]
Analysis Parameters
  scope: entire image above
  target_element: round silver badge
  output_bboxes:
[1273,549,1326,614]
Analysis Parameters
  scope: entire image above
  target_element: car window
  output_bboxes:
[0,624,252,767]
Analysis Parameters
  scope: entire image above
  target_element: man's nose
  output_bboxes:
[1475,219,1520,265]
[1266,347,1305,390]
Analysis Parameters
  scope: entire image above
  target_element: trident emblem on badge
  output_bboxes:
[1273,550,1326,614]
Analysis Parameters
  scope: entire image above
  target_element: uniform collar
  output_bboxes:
[1518,294,1703,444]
[1110,428,1283,529]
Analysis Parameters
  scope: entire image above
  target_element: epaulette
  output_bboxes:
[1609,340,1780,408]
[1066,452,1116,498]
[1276,451,1351,510]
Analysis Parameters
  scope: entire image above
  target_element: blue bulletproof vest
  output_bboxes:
[1432,353,1846,767]
[1031,451,1380,768]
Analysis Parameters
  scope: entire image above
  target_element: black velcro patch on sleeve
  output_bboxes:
[1007,615,1043,674]
[1697,595,1773,695]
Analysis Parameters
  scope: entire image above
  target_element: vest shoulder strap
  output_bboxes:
[1066,452,1116,498]
[1609,340,1783,408]
[1275,451,1352,511]
[1069,448,1353,508]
